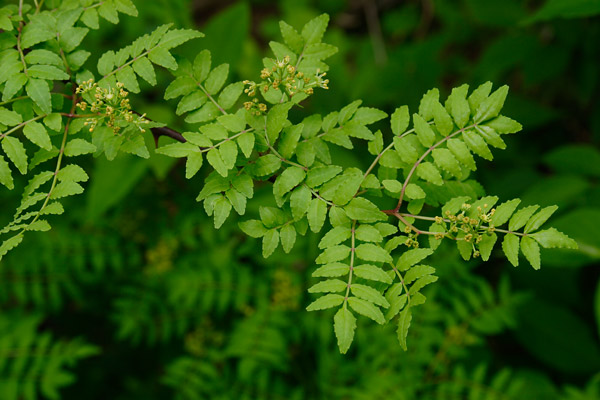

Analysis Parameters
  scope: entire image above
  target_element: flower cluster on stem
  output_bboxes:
[242,55,329,115]
[76,80,149,134]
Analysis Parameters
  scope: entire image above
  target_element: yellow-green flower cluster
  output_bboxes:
[76,80,149,134]
[401,224,421,248]
[242,55,330,115]
[436,203,497,257]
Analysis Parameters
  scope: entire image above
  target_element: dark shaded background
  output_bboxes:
[1,0,600,398]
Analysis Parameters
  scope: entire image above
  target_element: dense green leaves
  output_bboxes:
[0,1,580,369]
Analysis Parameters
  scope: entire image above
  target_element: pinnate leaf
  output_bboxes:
[520,236,541,270]
[348,297,385,324]
[306,294,344,311]
[334,308,356,354]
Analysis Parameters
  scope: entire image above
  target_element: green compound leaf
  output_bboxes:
[225,187,246,215]
[347,297,385,324]
[502,233,520,267]
[445,84,470,129]
[185,152,203,179]
[447,138,476,171]
[355,225,383,243]
[319,226,352,249]
[531,228,578,249]
[206,148,228,177]
[416,162,443,185]
[301,14,329,45]
[262,228,279,258]
[280,224,296,253]
[0,155,14,190]
[524,205,558,233]
[418,88,440,121]
[462,130,493,160]
[307,198,327,233]
[306,294,344,311]
[468,81,492,114]
[432,148,461,178]
[306,165,342,188]
[397,307,412,351]
[290,185,311,220]
[2,136,28,174]
[413,113,436,147]
[397,248,434,271]
[205,64,229,95]
[479,233,498,261]
[239,219,267,238]
[353,264,392,283]
[344,198,387,223]
[486,115,522,134]
[493,198,521,226]
[334,308,356,354]
[0,108,23,126]
[474,85,509,123]
[64,139,97,157]
[273,166,306,203]
[433,102,454,136]
[355,243,392,263]
[212,195,232,229]
[156,142,197,157]
[308,279,347,293]
[404,265,435,285]
[520,236,541,270]
[350,284,389,308]
[509,205,540,231]
[279,21,304,53]
[312,263,349,278]
[390,105,409,135]
[394,136,418,164]
[26,78,52,114]
[192,50,211,82]
[316,245,351,264]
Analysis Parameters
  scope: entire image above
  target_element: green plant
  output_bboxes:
[0,0,578,363]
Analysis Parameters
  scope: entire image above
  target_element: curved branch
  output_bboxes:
[395,123,476,212]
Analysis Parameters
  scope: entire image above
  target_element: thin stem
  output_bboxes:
[278,45,307,104]
[382,211,528,237]
[381,210,443,236]
[262,117,308,171]
[343,220,357,305]
[60,113,95,118]
[83,1,104,11]
[16,92,77,237]
[363,140,394,178]
[0,96,28,107]
[395,124,476,212]
[361,124,425,181]
[401,212,527,236]
[304,184,333,206]
[200,129,252,153]
[35,0,45,13]
[56,34,72,76]
[17,0,28,77]
[492,227,526,236]
[390,263,411,304]
[396,213,438,235]
[271,146,308,170]
[103,40,161,82]
[188,73,227,115]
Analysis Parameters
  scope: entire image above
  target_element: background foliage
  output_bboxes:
[1,0,599,398]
